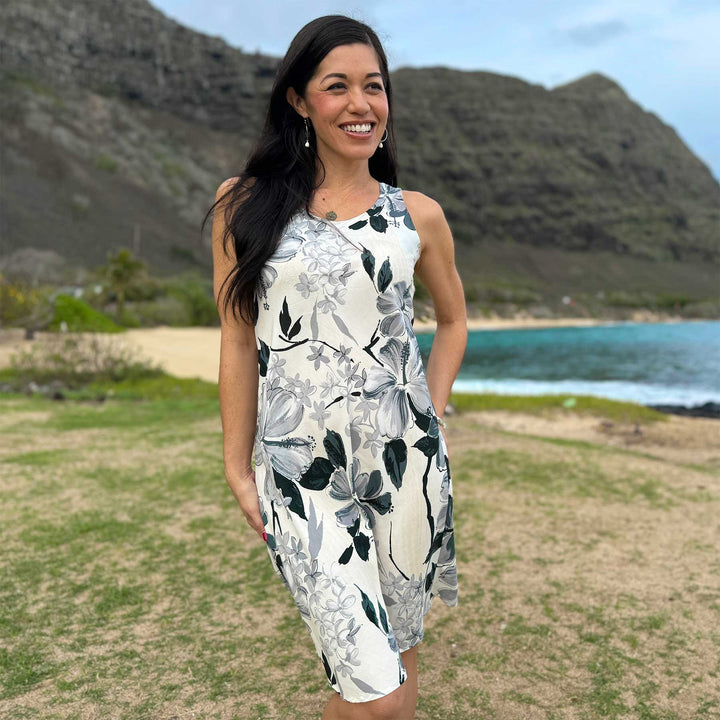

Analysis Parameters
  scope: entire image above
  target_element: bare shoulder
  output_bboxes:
[216,176,240,195]
[215,175,254,201]
[401,189,446,257]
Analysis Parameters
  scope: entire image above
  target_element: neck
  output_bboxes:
[313,150,374,194]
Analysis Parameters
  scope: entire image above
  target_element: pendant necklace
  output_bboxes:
[317,192,337,221]
[313,183,374,221]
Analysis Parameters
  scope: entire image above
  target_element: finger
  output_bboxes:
[243,510,265,538]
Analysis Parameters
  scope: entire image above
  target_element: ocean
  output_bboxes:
[415,320,720,407]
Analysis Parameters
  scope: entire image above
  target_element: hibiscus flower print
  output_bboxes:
[255,382,315,505]
[376,280,414,338]
[328,456,392,530]
[361,337,433,438]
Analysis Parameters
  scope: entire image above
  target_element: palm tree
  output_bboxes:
[103,248,146,321]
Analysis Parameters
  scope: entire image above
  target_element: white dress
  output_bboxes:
[252,181,458,703]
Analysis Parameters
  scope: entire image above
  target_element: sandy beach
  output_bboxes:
[0,311,694,385]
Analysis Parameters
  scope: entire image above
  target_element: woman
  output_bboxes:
[204,14,467,720]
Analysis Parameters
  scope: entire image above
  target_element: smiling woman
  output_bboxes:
[200,14,467,719]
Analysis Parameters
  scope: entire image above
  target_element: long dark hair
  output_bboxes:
[200,15,399,327]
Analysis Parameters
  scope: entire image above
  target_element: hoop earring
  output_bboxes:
[379,128,388,148]
[304,117,311,148]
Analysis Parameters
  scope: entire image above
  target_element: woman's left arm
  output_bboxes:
[406,191,468,425]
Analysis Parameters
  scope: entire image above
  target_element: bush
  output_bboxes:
[164,273,219,326]
[655,294,692,309]
[127,296,194,327]
[49,294,124,333]
[0,275,50,326]
[6,332,164,390]
[683,297,720,319]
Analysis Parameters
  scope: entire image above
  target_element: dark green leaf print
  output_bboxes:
[365,492,392,517]
[355,584,380,629]
[288,315,303,339]
[353,532,370,561]
[257,339,270,377]
[369,212,388,233]
[424,530,445,564]
[324,428,347,470]
[445,495,453,531]
[425,562,437,592]
[298,457,334,490]
[447,531,455,557]
[411,406,432,433]
[272,468,307,520]
[279,296,291,336]
[349,219,369,231]
[361,246,375,280]
[362,469,392,519]
[339,544,353,564]
[377,258,392,293]
[377,598,389,633]
[383,438,407,490]
[413,434,439,458]
[321,650,337,685]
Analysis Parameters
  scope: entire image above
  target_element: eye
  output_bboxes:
[327,82,385,91]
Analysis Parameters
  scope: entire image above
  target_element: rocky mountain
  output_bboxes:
[1,0,718,308]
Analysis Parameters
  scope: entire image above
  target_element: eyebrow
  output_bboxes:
[321,72,383,82]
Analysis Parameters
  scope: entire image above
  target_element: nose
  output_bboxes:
[346,86,371,113]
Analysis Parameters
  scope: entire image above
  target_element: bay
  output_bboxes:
[416,320,720,406]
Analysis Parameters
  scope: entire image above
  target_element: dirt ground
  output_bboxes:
[449,408,720,469]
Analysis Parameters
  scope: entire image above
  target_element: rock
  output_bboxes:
[647,402,720,419]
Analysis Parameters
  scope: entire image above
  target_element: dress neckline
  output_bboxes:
[306,181,385,224]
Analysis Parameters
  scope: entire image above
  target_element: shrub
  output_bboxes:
[49,294,124,333]
[128,296,194,327]
[6,332,164,390]
[0,275,50,326]
[164,273,219,327]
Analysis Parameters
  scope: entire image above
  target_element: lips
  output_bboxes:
[339,122,375,138]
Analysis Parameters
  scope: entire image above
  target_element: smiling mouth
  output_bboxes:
[339,122,375,136]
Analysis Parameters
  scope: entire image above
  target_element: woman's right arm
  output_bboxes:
[212,176,265,540]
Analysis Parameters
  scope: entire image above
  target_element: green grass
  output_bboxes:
[448,390,669,424]
[0,381,717,719]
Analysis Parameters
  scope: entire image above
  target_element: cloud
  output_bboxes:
[565,19,628,46]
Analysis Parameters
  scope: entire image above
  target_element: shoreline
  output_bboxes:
[413,310,699,332]
[1,318,717,417]
[0,314,713,398]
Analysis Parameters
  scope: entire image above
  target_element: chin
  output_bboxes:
[337,147,376,160]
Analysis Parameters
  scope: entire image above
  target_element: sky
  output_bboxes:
[152,0,720,183]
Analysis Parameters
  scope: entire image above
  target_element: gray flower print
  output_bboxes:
[376,280,414,337]
[328,456,392,530]
[255,382,315,506]
[361,337,433,438]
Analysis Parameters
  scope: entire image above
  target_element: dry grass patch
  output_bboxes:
[1,394,719,719]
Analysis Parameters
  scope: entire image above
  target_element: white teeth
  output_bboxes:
[341,123,372,133]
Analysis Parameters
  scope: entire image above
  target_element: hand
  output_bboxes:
[226,468,266,541]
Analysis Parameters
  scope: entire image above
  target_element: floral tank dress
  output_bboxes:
[252,181,458,703]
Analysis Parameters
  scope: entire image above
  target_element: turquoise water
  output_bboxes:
[415,320,720,406]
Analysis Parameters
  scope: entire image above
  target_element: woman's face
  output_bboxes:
[288,42,389,163]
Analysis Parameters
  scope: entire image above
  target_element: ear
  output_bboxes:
[286,86,306,118]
